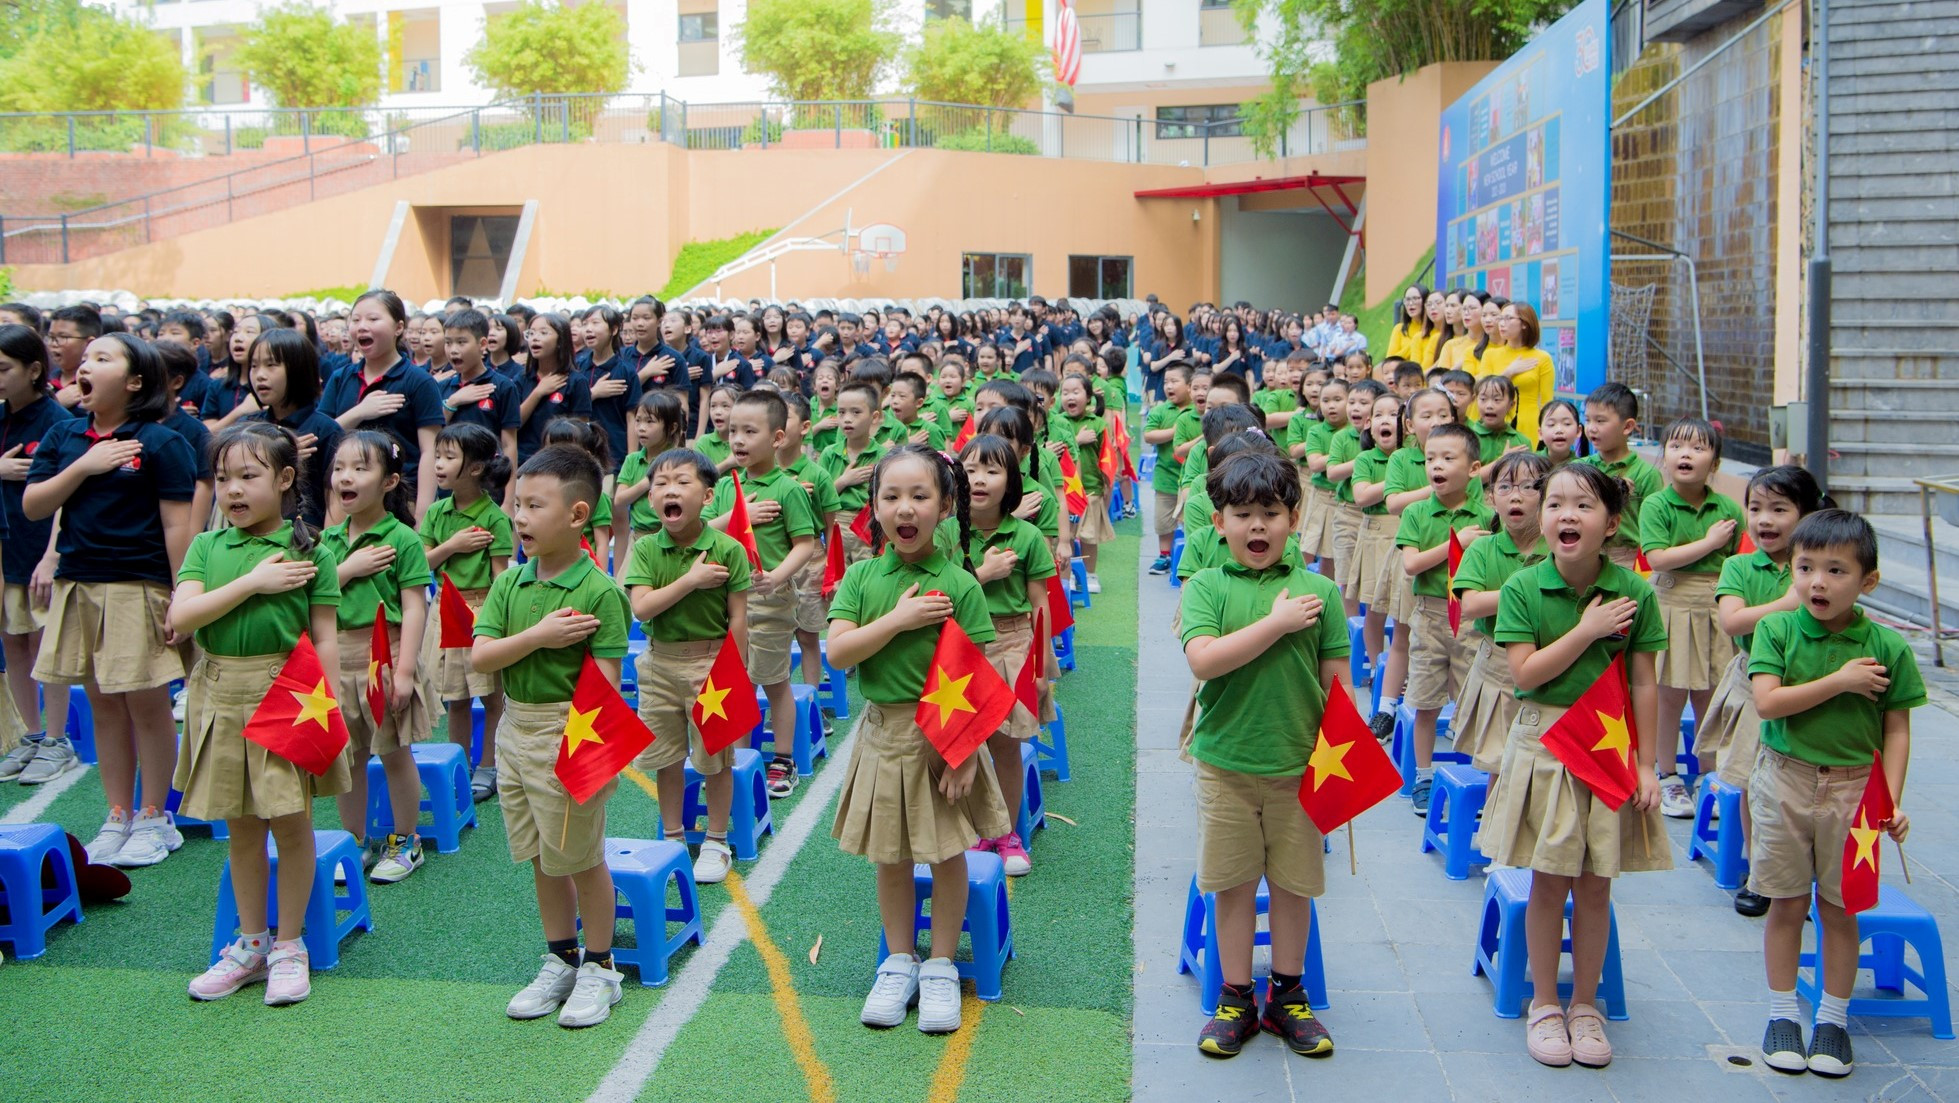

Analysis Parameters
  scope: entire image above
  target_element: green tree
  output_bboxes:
[0,0,186,112]
[737,0,900,103]
[464,0,632,98]
[1230,0,1577,156]
[233,3,381,111]
[904,15,1047,108]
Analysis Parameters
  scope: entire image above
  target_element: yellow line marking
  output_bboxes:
[727,870,837,1103]
[621,765,660,801]
[925,877,1012,1102]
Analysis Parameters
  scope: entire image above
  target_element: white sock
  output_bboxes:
[1768,988,1800,1023]
[240,930,271,954]
[1416,766,1435,782]
[1817,993,1850,1029]
[1379,695,1400,714]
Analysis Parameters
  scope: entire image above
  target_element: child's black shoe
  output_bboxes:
[1197,985,1260,1058]
[1260,985,1334,1056]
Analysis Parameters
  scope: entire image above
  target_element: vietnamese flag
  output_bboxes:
[438,574,476,648]
[1446,528,1466,635]
[1044,573,1075,634]
[915,611,1014,769]
[1633,548,1653,578]
[1737,531,1758,555]
[849,502,876,547]
[1842,752,1897,914]
[726,471,762,569]
[1538,654,1641,811]
[1110,409,1138,480]
[241,633,350,776]
[1014,610,1046,717]
[692,630,762,755]
[579,536,603,568]
[951,413,977,451]
[555,655,656,804]
[1096,424,1119,488]
[821,521,847,600]
[1056,446,1090,515]
[366,608,391,724]
[1297,677,1402,833]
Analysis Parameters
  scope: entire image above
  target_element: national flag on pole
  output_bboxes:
[1014,610,1046,717]
[438,574,476,648]
[1056,446,1089,515]
[1842,752,1897,915]
[849,502,876,547]
[1538,654,1641,811]
[1737,531,1758,555]
[1633,548,1653,578]
[1110,409,1138,480]
[727,472,762,569]
[1446,528,1466,635]
[915,611,1014,769]
[1044,573,1075,634]
[554,655,656,804]
[366,608,391,724]
[241,633,351,776]
[952,413,977,452]
[692,630,762,755]
[1097,424,1119,488]
[1296,677,1403,833]
[821,521,847,600]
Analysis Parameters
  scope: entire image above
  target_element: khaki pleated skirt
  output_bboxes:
[1326,500,1361,575]
[1457,636,1522,773]
[1077,493,1116,544]
[174,652,352,822]
[34,579,182,694]
[0,676,27,753]
[336,624,433,759]
[1651,571,1734,690]
[1350,512,1396,603]
[1694,652,1761,788]
[1480,702,1674,878]
[831,702,1013,865]
[423,586,500,702]
[983,613,1042,740]
[1296,484,1332,552]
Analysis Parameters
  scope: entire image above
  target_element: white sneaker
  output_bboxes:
[368,834,424,884]
[557,960,625,1028]
[84,808,133,864]
[1086,573,1102,594]
[112,807,184,868]
[188,940,269,1000]
[507,955,579,1019]
[0,736,43,781]
[17,735,78,785]
[1659,775,1693,819]
[861,953,920,1027]
[171,687,187,723]
[916,956,963,1033]
[693,839,733,885]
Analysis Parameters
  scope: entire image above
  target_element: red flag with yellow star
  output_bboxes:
[1110,409,1138,480]
[1014,610,1046,717]
[821,521,848,600]
[915,612,1013,769]
[1737,531,1757,555]
[1096,424,1119,488]
[1296,676,1402,833]
[241,633,350,776]
[692,630,761,755]
[951,412,977,452]
[1842,752,1896,915]
[726,471,762,570]
[1539,654,1641,810]
[1633,549,1653,578]
[1044,573,1075,634]
[1056,446,1090,516]
[849,502,876,547]
[438,574,476,648]
[1446,528,1466,635]
[555,655,655,804]
[366,608,391,724]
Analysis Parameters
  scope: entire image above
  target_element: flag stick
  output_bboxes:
[560,804,571,852]
[1346,822,1357,876]
[1896,838,1914,884]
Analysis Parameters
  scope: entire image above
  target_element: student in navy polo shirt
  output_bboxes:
[516,312,594,465]
[154,340,217,527]
[246,327,341,527]
[440,309,521,475]
[1000,305,1046,375]
[575,305,640,470]
[0,324,76,779]
[24,332,198,869]
[623,296,678,386]
[322,290,446,517]
[699,315,759,393]
[486,313,524,378]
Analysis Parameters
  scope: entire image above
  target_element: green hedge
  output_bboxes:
[933,128,1037,155]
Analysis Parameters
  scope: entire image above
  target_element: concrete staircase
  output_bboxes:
[1825,0,1959,515]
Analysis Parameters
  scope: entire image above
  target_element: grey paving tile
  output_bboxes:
[1130,1039,1295,1101]
[1417,990,1532,1054]
[1397,940,1502,996]
[1587,998,1724,1060]
[1322,989,1430,1051]
[1663,949,1775,1002]
[1294,1046,1450,1094]
[1437,1051,1620,1103]
[1616,900,1767,953]
[1598,1055,1781,1101]
[1321,939,1410,994]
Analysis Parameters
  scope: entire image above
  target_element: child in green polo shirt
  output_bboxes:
[1449,450,1550,791]
[1325,380,1380,621]
[885,373,947,452]
[1392,422,1493,814]
[624,448,753,886]
[1639,416,1746,819]
[780,392,842,694]
[1175,411,1271,582]
[472,445,634,1029]
[612,389,686,569]
[819,381,888,564]
[423,423,514,802]
[828,445,1011,1036]
[929,358,972,435]
[695,384,740,476]
[1746,509,1923,1078]
[1295,375,1345,575]
[1143,361,1195,574]
[1052,373,1112,591]
[1578,382,1663,569]
[1349,388,1401,717]
[1372,387,1471,739]
[1483,463,1670,1070]
[1180,449,1347,1059]
[809,361,843,454]
[1471,375,1532,480]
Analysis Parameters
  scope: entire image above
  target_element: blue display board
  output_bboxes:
[1436,0,1610,397]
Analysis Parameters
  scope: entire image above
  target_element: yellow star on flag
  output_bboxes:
[1063,470,1084,495]
[1306,731,1352,792]
[1591,709,1632,768]
[1849,808,1882,873]
[367,658,385,690]
[921,665,977,727]
[695,678,731,721]
[290,679,339,731]
[563,704,604,757]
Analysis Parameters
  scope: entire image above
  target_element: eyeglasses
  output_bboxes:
[1494,483,1534,495]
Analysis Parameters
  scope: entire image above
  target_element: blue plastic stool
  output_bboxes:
[1015,742,1045,840]
[1052,625,1077,672]
[749,683,828,776]
[1674,702,1700,786]
[1393,699,1463,795]
[1798,886,1954,1039]
[1345,616,1372,691]
[606,837,706,988]
[1138,451,1155,481]
[468,699,488,767]
[876,849,1014,1001]
[1687,776,1749,890]
[64,685,96,765]
[1033,703,1070,782]
[0,822,83,959]
[211,829,373,970]
[364,742,477,854]
[164,787,229,840]
[680,747,774,861]
[1069,557,1090,608]
[789,639,849,720]
[1107,482,1125,523]
[622,635,648,693]
[1176,875,1328,1015]
[1169,528,1185,587]
[1473,868,1627,1019]
[1421,764,1491,880]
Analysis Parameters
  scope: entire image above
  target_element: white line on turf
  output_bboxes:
[1,763,90,825]
[589,726,859,1103]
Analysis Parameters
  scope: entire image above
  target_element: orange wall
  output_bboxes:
[1363,61,1497,303]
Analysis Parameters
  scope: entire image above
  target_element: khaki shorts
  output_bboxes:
[1405,595,1473,710]
[1194,759,1326,898]
[1,582,44,635]
[746,585,796,686]
[427,587,501,702]
[633,639,735,775]
[1748,746,1870,907]
[793,558,828,634]
[34,579,182,693]
[1155,490,1181,537]
[497,698,614,876]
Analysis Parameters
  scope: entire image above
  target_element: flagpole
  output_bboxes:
[1896,839,1913,884]
[1346,823,1356,876]
[561,804,572,852]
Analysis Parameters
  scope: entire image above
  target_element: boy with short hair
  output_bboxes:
[472,445,634,1029]
[1579,382,1664,569]
[1748,509,1922,1078]
[818,381,888,563]
[1181,449,1348,1058]
[779,393,841,693]
[1143,361,1196,574]
[441,308,522,473]
[884,373,947,451]
[1391,362,1425,399]
[1180,376,1255,501]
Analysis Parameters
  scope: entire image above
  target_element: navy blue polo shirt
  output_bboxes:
[441,366,522,437]
[0,396,75,584]
[27,418,197,584]
[487,357,522,381]
[253,403,342,528]
[163,408,214,480]
[577,352,642,469]
[1000,331,1045,375]
[514,367,594,463]
[318,351,351,384]
[198,375,255,423]
[320,356,446,470]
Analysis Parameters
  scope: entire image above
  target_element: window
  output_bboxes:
[1155,104,1241,140]
[1068,256,1132,299]
[926,0,972,18]
[962,252,1032,299]
[678,12,717,41]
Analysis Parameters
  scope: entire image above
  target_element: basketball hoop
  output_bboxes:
[850,251,872,278]
[848,222,906,280]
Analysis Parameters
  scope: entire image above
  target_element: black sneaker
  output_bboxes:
[1807,1021,1853,1077]
[1733,888,1771,917]
[1260,986,1334,1056]
[1410,776,1433,816]
[1148,555,1172,576]
[1369,711,1395,743]
[765,757,798,800]
[1197,987,1260,1058]
[1762,1017,1807,1074]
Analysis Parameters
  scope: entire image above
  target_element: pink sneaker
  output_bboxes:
[996,833,1031,876]
[264,940,311,1006]
[189,941,268,1000]
[973,836,1000,854]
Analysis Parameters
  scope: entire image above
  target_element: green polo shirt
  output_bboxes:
[808,401,839,454]
[927,393,972,430]
[1394,494,1495,597]
[694,431,731,470]
[817,440,887,514]
[1579,452,1664,551]
[1023,455,1061,539]
[1182,485,1217,542]
[1751,607,1926,766]
[1031,446,1062,493]
[706,465,818,571]
[1300,419,1336,490]
[1180,439,1210,493]
[419,492,514,591]
[1050,411,1107,496]
[1180,560,1349,776]
[1254,390,1298,416]
[1327,426,1363,504]
[621,524,752,642]
[934,515,1057,616]
[826,548,994,705]
[1451,528,1545,638]
[178,523,341,657]
[1096,375,1127,416]
[1179,521,1304,581]
[884,413,947,452]
[1167,407,1204,491]
[1715,549,1791,652]
[876,412,908,447]
[1471,421,1532,465]
[783,453,843,522]
[1494,557,1667,706]
[321,513,433,631]
[473,556,632,704]
[1385,444,1486,506]
[1638,486,1744,573]
[1351,448,1392,517]
[615,448,660,533]
[1146,402,1192,493]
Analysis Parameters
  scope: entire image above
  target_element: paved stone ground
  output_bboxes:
[1132,537,1959,1103]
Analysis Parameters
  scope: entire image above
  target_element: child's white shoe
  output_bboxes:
[557,960,624,1028]
[861,953,919,1027]
[916,957,962,1033]
[507,955,578,1019]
